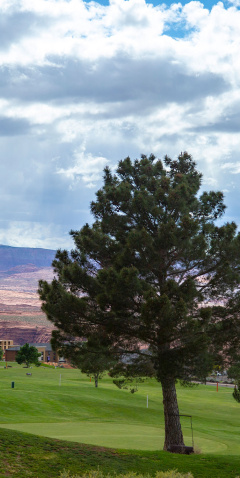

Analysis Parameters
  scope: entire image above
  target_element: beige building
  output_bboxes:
[0,340,13,351]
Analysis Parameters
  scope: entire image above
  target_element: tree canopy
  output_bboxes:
[16,343,41,368]
[39,152,240,452]
[67,333,116,387]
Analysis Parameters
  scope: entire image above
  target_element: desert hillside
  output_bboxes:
[0,245,57,345]
[0,245,56,271]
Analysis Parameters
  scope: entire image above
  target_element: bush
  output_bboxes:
[60,470,194,478]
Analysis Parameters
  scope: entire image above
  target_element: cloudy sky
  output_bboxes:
[1,0,240,250]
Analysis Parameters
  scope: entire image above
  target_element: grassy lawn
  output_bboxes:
[0,428,240,478]
[0,363,240,477]
[0,363,239,454]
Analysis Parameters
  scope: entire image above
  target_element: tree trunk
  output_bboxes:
[161,378,185,451]
[94,374,98,387]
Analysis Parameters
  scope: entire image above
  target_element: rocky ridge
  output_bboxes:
[0,245,56,345]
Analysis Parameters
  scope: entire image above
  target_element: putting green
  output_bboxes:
[0,421,229,453]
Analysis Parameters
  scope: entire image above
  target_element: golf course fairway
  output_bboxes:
[0,363,239,455]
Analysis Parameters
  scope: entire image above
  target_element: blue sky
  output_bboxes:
[0,0,240,250]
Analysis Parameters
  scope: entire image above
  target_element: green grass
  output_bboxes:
[0,427,240,478]
[0,363,240,477]
[0,363,239,454]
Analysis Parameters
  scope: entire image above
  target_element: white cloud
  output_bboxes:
[220,162,240,174]
[0,221,73,249]
[0,0,240,248]
[57,146,109,188]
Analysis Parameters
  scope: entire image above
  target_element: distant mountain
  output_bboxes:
[0,245,56,271]
[0,245,56,344]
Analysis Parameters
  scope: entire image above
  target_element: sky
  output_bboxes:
[1,0,240,250]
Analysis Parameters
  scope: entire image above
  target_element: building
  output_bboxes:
[0,340,13,351]
[5,343,59,363]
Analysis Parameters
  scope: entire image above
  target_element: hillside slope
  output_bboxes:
[0,245,56,344]
[0,245,56,271]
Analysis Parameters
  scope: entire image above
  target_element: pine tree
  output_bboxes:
[39,152,240,452]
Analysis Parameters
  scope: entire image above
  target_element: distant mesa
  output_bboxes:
[0,245,56,344]
[0,321,53,345]
[0,264,40,276]
[0,245,56,271]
